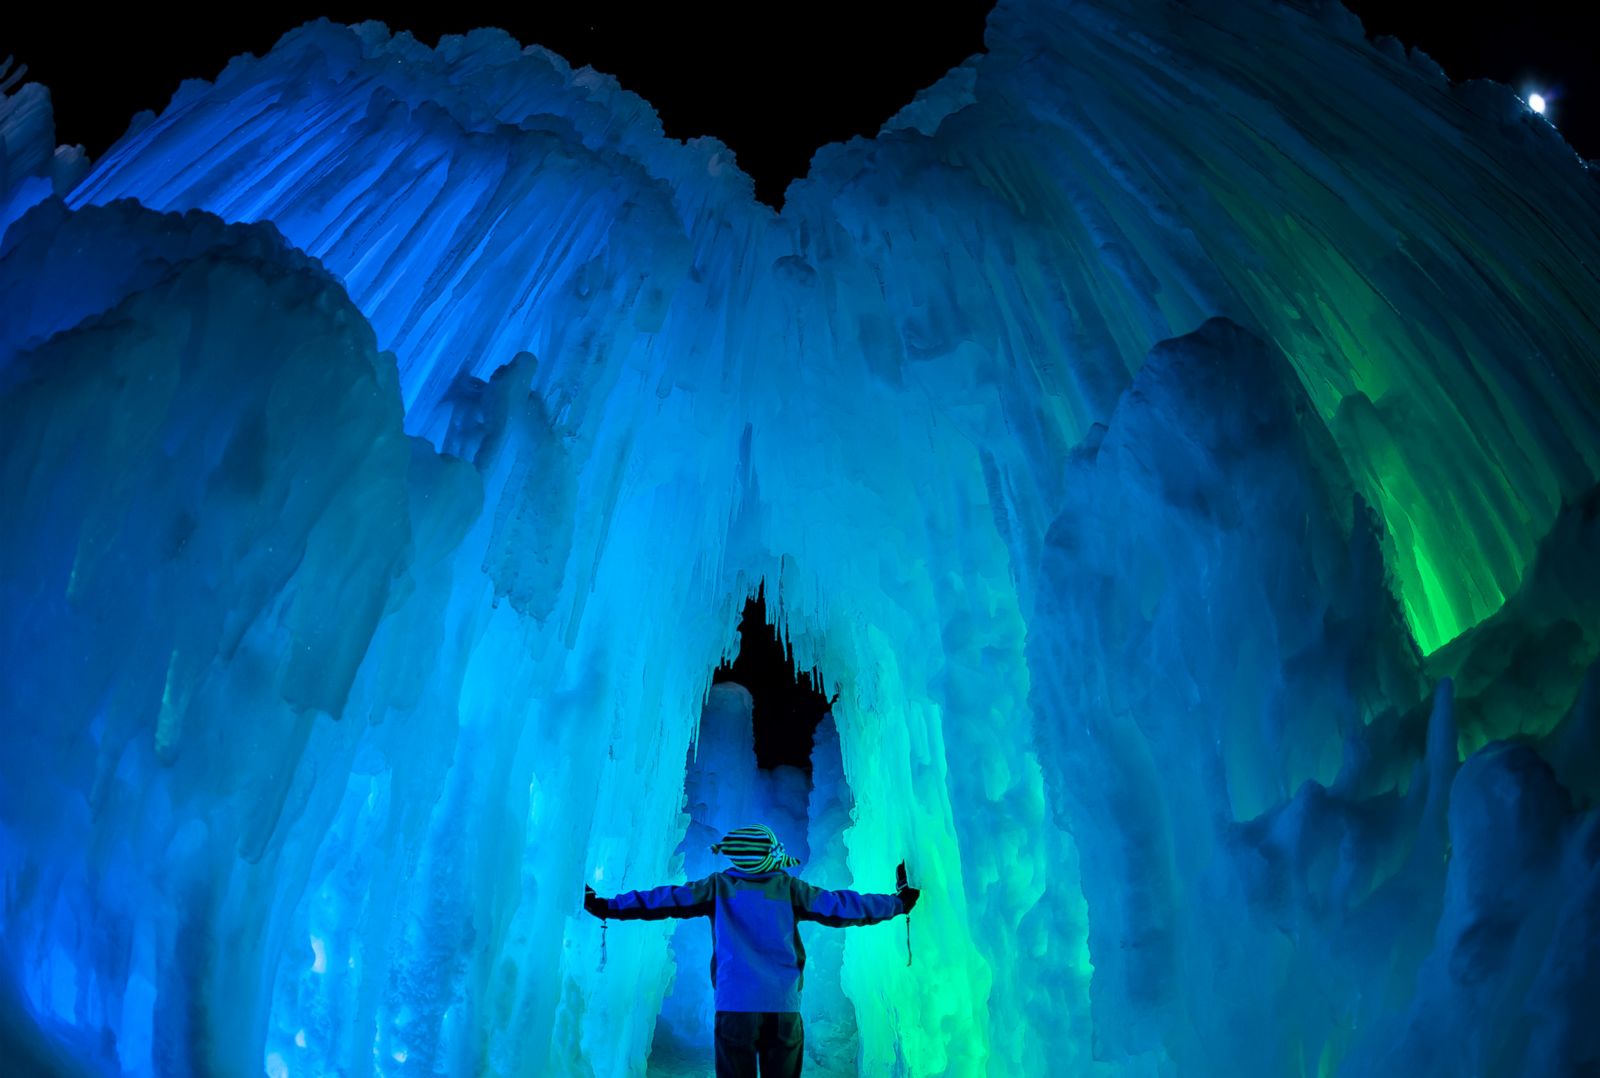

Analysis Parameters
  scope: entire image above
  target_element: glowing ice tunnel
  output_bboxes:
[2,0,1597,1075]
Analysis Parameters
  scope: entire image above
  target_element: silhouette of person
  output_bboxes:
[585,823,919,1077]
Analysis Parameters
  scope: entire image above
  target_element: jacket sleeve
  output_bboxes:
[790,877,905,927]
[600,876,716,920]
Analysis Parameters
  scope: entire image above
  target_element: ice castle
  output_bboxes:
[2,0,1597,1074]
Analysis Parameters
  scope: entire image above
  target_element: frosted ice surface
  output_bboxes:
[2,0,1598,1075]
[0,66,89,237]
[880,57,980,137]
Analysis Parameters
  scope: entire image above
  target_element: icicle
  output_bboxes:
[898,860,913,967]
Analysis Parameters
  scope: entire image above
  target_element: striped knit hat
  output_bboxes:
[711,824,801,872]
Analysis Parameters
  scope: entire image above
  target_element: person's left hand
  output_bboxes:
[584,885,608,919]
[898,886,921,913]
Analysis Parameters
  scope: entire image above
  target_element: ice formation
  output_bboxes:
[2,0,1597,1074]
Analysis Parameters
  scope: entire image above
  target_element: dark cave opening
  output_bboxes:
[712,584,832,773]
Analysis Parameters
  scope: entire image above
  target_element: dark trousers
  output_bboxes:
[714,1011,804,1077]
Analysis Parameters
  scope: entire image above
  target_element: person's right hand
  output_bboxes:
[898,886,920,913]
[584,885,608,919]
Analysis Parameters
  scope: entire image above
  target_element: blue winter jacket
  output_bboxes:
[599,868,905,1012]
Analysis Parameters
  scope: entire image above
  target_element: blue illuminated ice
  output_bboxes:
[2,0,1598,1075]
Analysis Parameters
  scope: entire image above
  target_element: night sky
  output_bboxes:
[7,2,1594,767]
[8,2,1596,209]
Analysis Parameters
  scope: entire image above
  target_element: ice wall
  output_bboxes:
[0,59,88,235]
[799,715,861,1078]
[3,0,1599,1074]
[0,194,759,1077]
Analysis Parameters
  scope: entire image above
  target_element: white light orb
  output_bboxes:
[1529,93,1547,114]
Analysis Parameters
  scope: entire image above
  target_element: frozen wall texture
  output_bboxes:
[2,0,1598,1075]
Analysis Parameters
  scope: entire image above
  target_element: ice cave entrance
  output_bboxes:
[646,588,853,1075]
[714,588,832,775]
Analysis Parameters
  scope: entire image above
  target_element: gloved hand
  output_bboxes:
[898,885,921,913]
[584,885,608,919]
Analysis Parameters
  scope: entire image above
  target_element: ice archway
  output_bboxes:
[2,0,1598,1075]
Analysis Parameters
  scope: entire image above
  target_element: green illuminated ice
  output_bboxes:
[1,1,1597,1075]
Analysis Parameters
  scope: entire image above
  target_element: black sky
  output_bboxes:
[6,2,1596,208]
[1342,0,1597,161]
[6,4,990,208]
